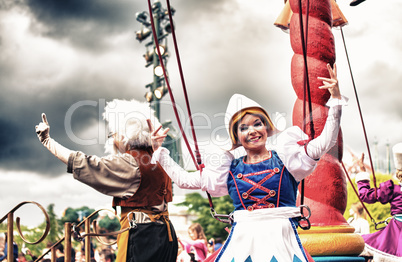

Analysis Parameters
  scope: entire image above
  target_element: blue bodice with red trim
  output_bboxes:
[227,150,299,211]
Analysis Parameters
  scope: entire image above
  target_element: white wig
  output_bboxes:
[103,99,161,154]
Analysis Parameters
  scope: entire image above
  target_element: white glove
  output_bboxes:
[35,113,72,165]
[35,113,50,143]
[355,171,370,183]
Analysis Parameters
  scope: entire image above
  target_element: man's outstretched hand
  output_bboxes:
[147,119,169,152]
[35,113,50,142]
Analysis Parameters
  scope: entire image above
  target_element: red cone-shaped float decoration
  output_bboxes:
[288,0,365,256]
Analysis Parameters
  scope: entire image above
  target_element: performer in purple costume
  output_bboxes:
[355,142,402,262]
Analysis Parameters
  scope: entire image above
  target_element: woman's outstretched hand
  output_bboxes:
[147,119,169,152]
[318,63,341,100]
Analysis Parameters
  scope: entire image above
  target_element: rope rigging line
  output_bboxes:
[339,27,378,196]
[165,0,202,166]
[297,0,314,206]
[337,26,384,227]
[146,0,199,170]
[298,0,315,140]
[147,0,219,217]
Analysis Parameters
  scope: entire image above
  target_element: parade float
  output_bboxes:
[275,0,366,260]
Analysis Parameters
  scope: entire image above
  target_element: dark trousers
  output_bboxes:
[126,221,178,262]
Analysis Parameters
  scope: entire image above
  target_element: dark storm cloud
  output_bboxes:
[19,0,234,52]
[1,0,399,179]
[0,35,143,174]
[0,0,297,177]
[0,86,105,175]
[21,0,142,51]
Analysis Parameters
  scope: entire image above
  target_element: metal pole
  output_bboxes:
[51,246,56,262]
[85,219,91,262]
[7,213,13,262]
[65,223,72,262]
[386,142,391,174]
[152,0,161,119]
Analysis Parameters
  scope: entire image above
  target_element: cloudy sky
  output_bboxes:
[1,0,401,227]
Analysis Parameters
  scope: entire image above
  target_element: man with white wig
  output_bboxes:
[35,99,178,262]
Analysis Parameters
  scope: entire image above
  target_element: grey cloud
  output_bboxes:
[358,62,402,114]
[21,0,142,51]
[19,0,234,52]
[1,0,401,179]
[173,0,235,20]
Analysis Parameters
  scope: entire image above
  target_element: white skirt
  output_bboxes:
[215,207,308,262]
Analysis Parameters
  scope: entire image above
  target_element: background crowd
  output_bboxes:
[0,222,222,262]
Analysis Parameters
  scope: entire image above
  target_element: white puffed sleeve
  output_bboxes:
[305,96,348,160]
[152,147,233,197]
[199,150,233,196]
[274,126,318,182]
[274,96,347,182]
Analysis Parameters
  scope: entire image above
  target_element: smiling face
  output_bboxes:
[237,114,269,153]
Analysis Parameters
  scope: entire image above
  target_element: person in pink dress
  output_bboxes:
[179,223,208,262]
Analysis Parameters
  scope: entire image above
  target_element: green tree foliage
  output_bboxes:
[98,215,120,233]
[344,173,397,233]
[46,204,61,244]
[176,192,233,240]
[59,206,98,226]
[60,207,79,224]
[22,221,53,258]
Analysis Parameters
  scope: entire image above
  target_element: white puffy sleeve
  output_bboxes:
[274,126,318,182]
[274,96,348,182]
[152,147,233,197]
[305,96,348,160]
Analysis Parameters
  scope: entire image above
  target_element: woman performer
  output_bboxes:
[355,143,402,261]
[35,99,178,262]
[149,63,347,262]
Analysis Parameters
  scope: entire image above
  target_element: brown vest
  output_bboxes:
[112,148,173,208]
